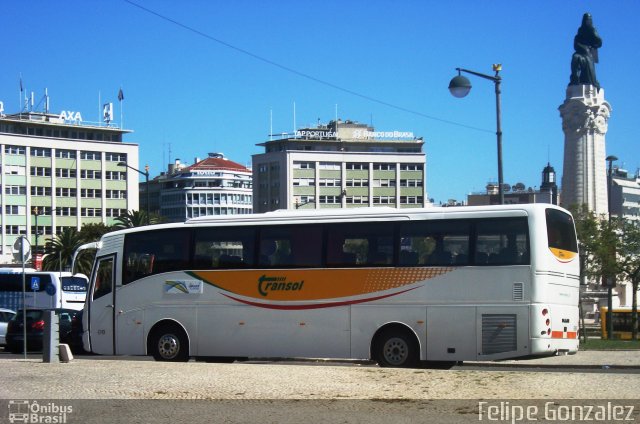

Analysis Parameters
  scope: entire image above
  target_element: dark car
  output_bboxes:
[5,309,81,353]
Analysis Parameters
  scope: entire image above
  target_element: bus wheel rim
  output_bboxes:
[158,334,180,359]
[383,337,408,365]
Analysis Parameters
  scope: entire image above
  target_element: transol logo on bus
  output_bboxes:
[258,275,304,297]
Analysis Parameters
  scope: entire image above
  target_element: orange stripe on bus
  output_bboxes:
[189,268,453,302]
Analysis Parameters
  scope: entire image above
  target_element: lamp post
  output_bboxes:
[605,154,618,340]
[118,162,150,225]
[32,207,59,270]
[449,64,504,205]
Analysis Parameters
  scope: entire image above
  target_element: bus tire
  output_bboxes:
[374,327,419,368]
[149,323,189,362]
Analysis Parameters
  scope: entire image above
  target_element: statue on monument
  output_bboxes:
[569,13,602,89]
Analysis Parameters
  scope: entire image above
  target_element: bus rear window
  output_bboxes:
[61,276,88,292]
[546,209,578,253]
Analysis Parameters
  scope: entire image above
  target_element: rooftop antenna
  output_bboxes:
[293,101,297,138]
[270,108,273,141]
[45,88,49,114]
[335,104,338,139]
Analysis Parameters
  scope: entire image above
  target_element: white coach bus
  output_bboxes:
[83,204,579,367]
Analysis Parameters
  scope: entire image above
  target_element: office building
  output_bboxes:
[0,102,138,264]
[252,119,426,212]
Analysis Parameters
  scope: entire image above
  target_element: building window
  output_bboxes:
[400,196,424,204]
[5,205,26,215]
[5,225,26,235]
[31,186,52,196]
[106,208,127,218]
[346,163,369,170]
[318,178,341,187]
[80,170,102,179]
[55,207,77,216]
[105,153,127,162]
[373,179,396,187]
[319,162,341,170]
[400,179,423,187]
[4,145,25,155]
[55,149,77,159]
[346,196,368,204]
[373,196,394,204]
[346,179,369,187]
[30,148,52,157]
[55,168,77,178]
[81,189,102,198]
[4,186,26,195]
[5,165,26,176]
[56,188,77,197]
[105,171,126,180]
[81,208,102,217]
[106,190,127,199]
[80,151,101,160]
[319,195,340,204]
[293,161,315,169]
[31,225,53,236]
[400,164,424,171]
[30,167,52,177]
[373,163,396,171]
[292,178,315,186]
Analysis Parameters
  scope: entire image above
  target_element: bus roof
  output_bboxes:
[100,204,571,239]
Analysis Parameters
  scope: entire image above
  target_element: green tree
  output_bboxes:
[41,228,85,272]
[572,205,640,340]
[113,210,162,229]
[79,222,113,243]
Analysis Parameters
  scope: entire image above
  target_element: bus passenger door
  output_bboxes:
[88,255,115,355]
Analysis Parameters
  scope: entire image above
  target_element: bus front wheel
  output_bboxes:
[149,323,189,362]
[374,328,419,368]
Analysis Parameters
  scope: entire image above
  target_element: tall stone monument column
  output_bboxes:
[559,84,611,214]
[560,13,611,215]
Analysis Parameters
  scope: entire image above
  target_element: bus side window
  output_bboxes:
[193,227,255,270]
[326,222,393,267]
[475,218,529,266]
[399,221,470,267]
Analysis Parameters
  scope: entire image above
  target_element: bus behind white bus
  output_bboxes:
[83,204,579,367]
[0,270,88,311]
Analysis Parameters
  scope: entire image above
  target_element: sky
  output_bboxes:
[1,1,638,204]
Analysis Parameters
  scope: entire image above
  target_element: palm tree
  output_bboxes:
[113,210,161,229]
[41,227,86,272]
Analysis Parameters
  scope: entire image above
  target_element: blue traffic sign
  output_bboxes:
[30,277,40,291]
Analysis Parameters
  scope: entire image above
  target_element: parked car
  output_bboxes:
[5,309,80,353]
[0,308,17,347]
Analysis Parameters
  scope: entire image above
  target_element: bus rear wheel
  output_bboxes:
[374,328,419,368]
[149,323,189,362]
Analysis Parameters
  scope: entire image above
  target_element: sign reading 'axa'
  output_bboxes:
[59,110,83,122]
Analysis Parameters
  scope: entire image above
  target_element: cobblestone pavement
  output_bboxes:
[2,351,640,400]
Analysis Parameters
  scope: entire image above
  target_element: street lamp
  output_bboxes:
[32,206,58,270]
[605,154,618,340]
[449,64,504,205]
[118,162,150,225]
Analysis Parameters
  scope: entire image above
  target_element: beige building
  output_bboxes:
[253,119,427,212]
[0,106,138,264]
